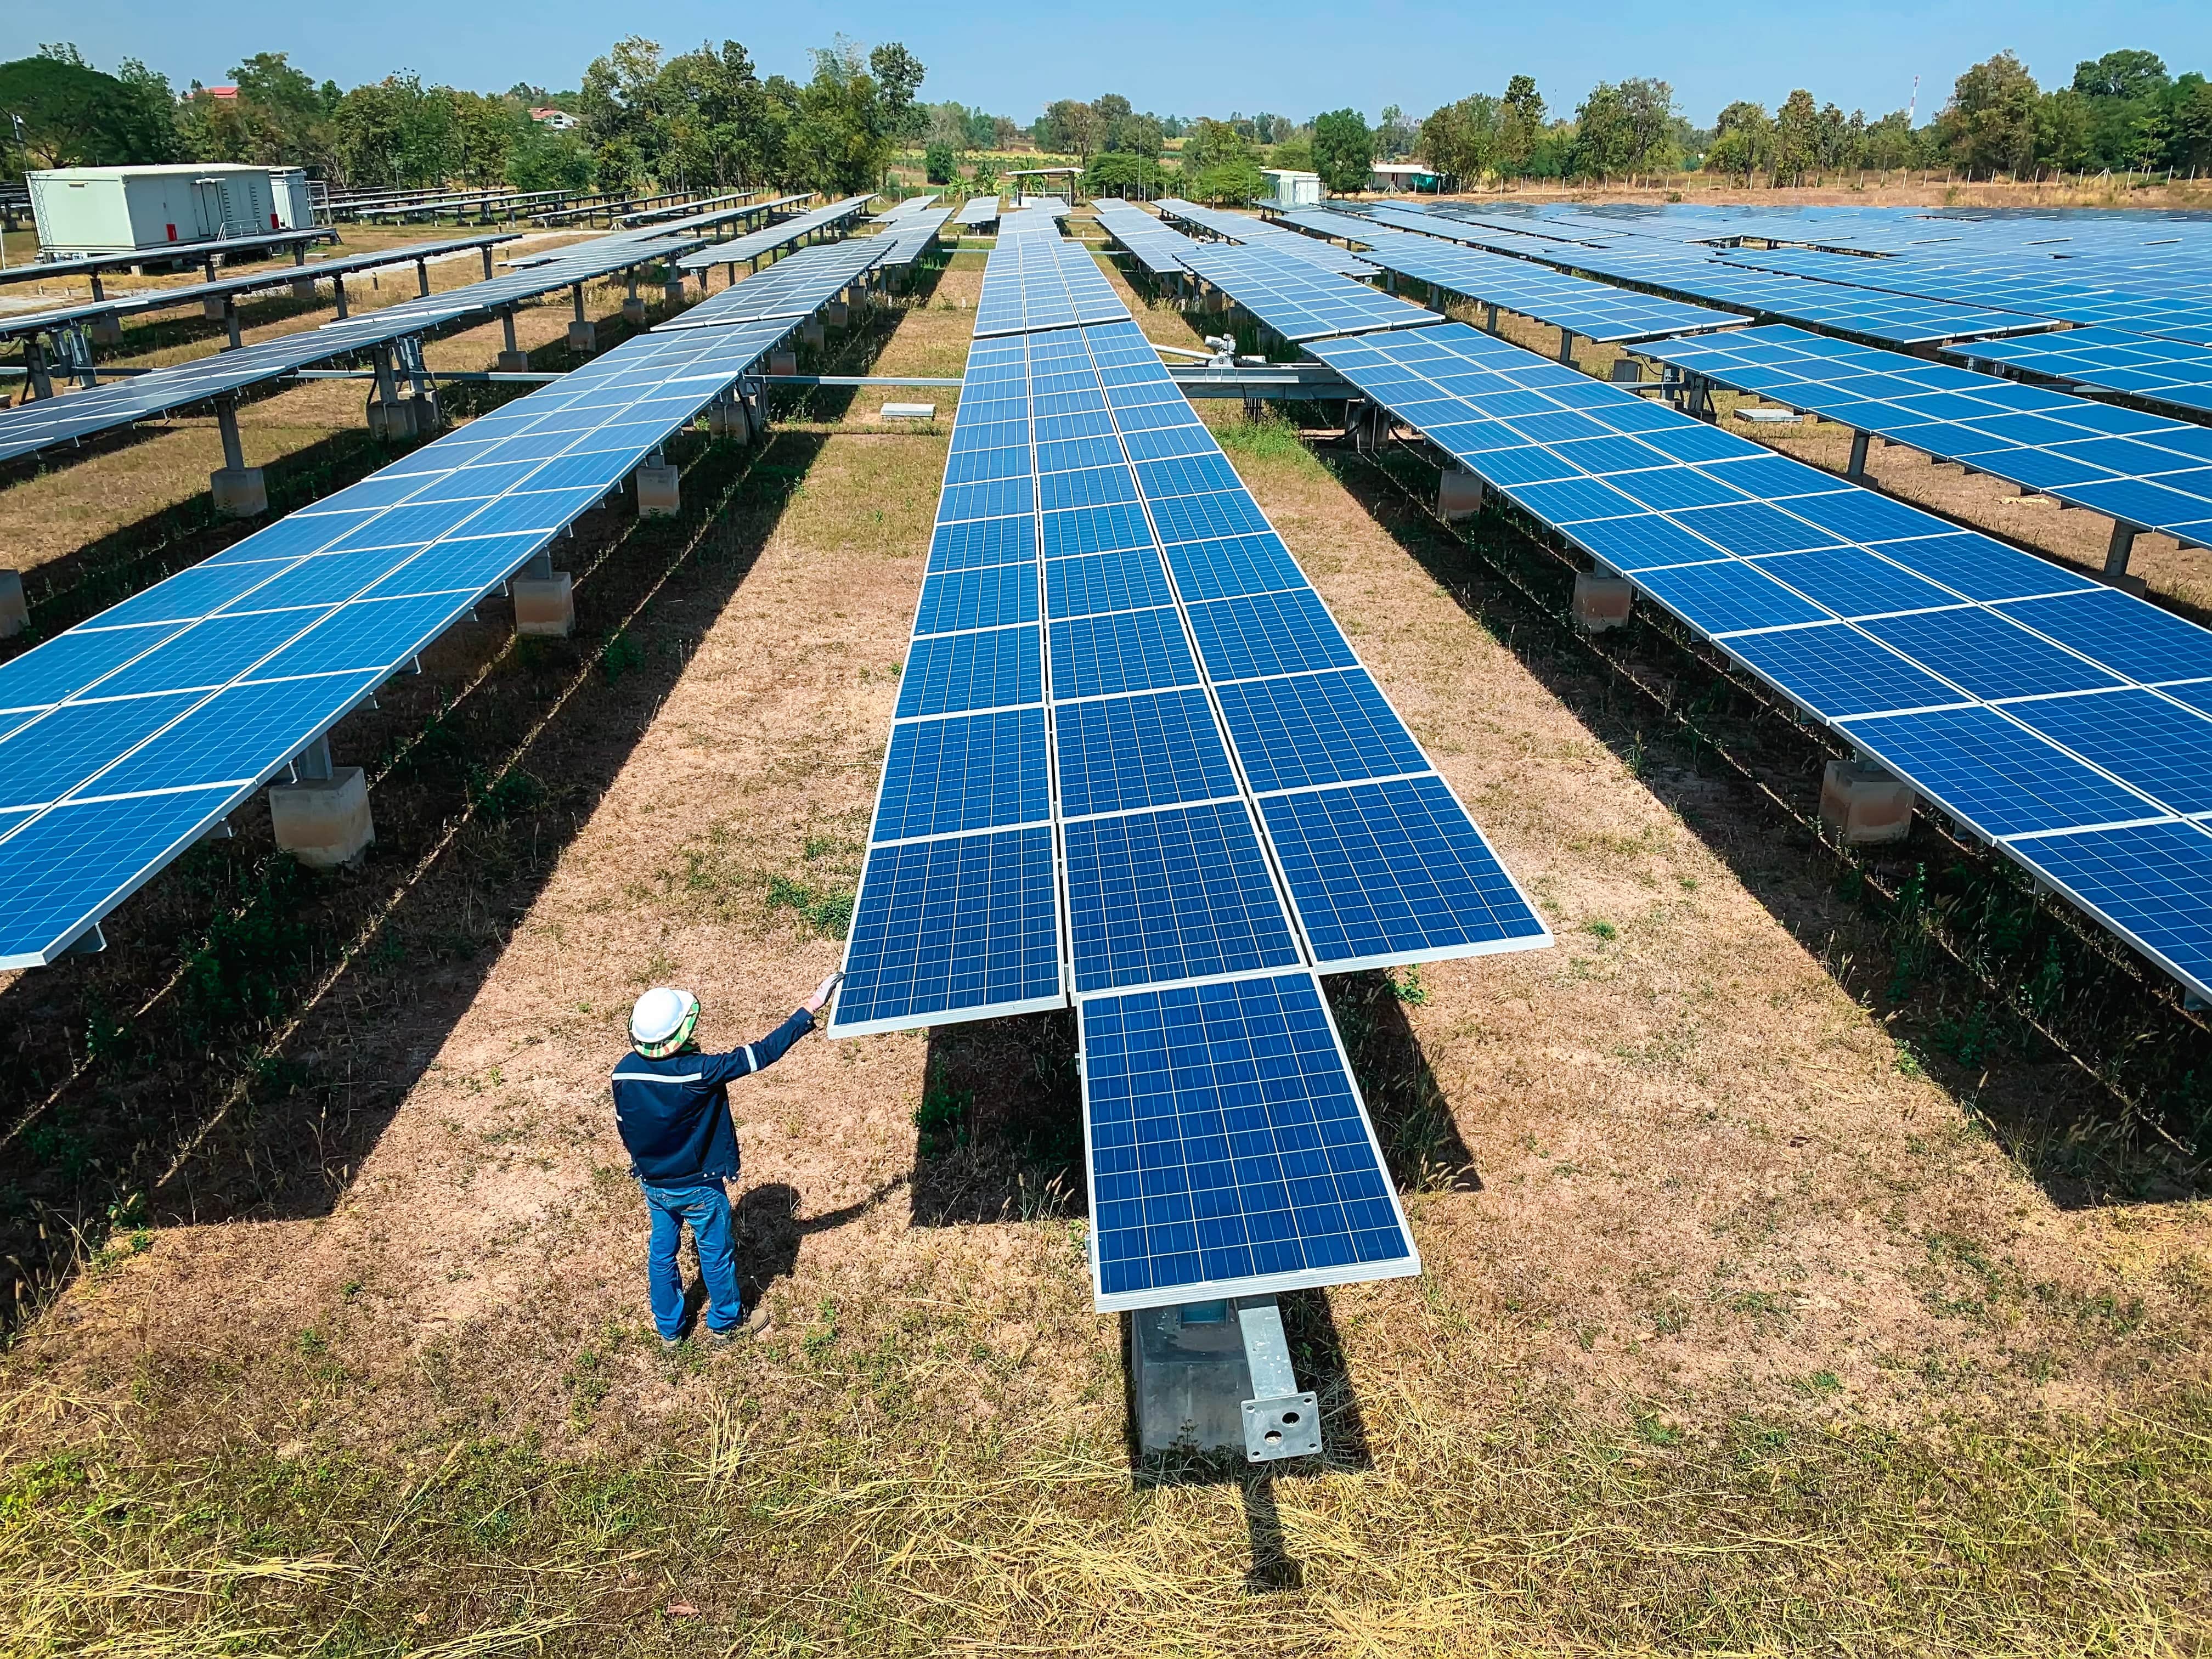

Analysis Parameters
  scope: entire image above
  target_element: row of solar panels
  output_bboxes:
[1638,325,2212,552]
[830,212,1548,1310]
[0,233,518,344]
[672,196,876,274]
[1135,196,2212,1009]
[0,222,723,467]
[0,236,891,969]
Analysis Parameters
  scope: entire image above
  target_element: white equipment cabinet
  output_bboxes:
[27,164,286,257]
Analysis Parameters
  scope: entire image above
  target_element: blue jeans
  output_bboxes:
[642,1180,742,1339]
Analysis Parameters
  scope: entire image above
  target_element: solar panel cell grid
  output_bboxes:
[1082,969,1419,1308]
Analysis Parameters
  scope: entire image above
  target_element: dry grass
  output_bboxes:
[2,241,2212,1655]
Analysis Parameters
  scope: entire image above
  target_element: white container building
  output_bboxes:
[27,164,287,258]
[1260,169,1322,209]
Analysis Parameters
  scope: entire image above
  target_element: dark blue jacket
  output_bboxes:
[611,1008,815,1187]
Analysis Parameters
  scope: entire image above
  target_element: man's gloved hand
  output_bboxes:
[802,973,839,1016]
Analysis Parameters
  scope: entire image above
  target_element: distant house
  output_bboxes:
[530,108,579,132]
[1366,161,1441,193]
[202,86,239,100]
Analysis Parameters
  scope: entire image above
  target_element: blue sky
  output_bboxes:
[7,0,2211,127]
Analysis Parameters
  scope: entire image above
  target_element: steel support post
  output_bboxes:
[2106,520,2141,579]
[1847,428,1872,481]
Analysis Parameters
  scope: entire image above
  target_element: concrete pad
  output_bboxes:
[512,572,575,637]
[1820,759,1916,845]
[210,466,268,518]
[1571,572,1634,632]
[269,767,374,868]
[635,463,680,518]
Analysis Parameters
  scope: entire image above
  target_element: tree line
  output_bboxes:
[5,39,2210,206]
[0,35,927,199]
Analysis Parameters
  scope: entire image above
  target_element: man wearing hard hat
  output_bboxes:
[613,974,837,1344]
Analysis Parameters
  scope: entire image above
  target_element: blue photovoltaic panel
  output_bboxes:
[1180,242,1441,343]
[1836,706,2158,837]
[1301,300,2212,999]
[1857,608,2122,702]
[1633,560,1831,636]
[871,708,1050,842]
[834,828,1063,1032]
[1064,801,1301,992]
[1163,533,1308,601]
[1948,326,2212,422]
[2008,821,2212,995]
[1056,689,1238,818]
[895,625,1043,716]
[1049,607,1199,699]
[1046,547,1175,618]
[1154,200,1379,276]
[1723,625,1967,719]
[1214,669,1428,793]
[1081,969,1419,1310]
[1259,776,1549,970]
[913,563,1040,635]
[1276,206,1743,342]
[2007,690,2212,816]
[928,516,1037,572]
[1185,590,1358,681]
[1639,325,2212,551]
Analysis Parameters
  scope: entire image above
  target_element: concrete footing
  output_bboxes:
[269,767,374,868]
[1820,759,1916,845]
[210,466,268,518]
[0,569,26,639]
[825,302,849,328]
[708,402,753,442]
[663,279,686,306]
[635,463,681,517]
[568,319,597,352]
[1438,470,1485,521]
[800,320,825,346]
[496,349,532,373]
[88,314,122,346]
[511,572,575,637]
[1571,572,1634,632]
[366,397,437,442]
[202,295,228,321]
[622,297,646,324]
[768,349,798,376]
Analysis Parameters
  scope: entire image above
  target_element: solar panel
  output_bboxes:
[1152,200,1378,277]
[1081,969,1419,1311]
[672,196,876,273]
[1308,316,2212,999]
[1090,199,1197,279]
[1639,325,2212,549]
[1275,207,1742,343]
[0,307,804,968]
[1949,326,2212,422]
[1180,243,1443,343]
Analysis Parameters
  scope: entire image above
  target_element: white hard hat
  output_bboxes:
[630,987,699,1058]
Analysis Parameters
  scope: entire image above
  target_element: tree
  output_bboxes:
[1183,118,1262,203]
[1939,50,2041,176]
[782,37,922,195]
[1773,88,1819,183]
[1311,108,1373,193]
[1570,82,1670,179]
[658,40,775,190]
[1375,103,1413,160]
[869,42,926,142]
[2036,89,2096,172]
[1498,74,1547,176]
[2175,77,2212,172]
[924,140,956,183]
[1707,100,1771,184]
[507,119,594,193]
[1082,151,1156,196]
[1037,98,1102,159]
[2072,49,2169,101]
[1419,94,1499,187]
[0,47,180,168]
